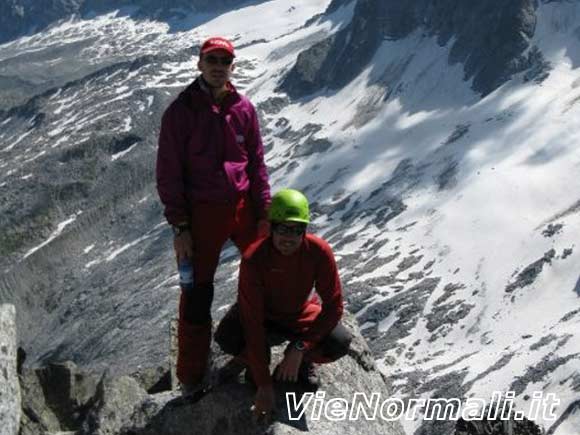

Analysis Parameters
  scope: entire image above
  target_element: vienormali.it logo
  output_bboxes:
[285,391,560,422]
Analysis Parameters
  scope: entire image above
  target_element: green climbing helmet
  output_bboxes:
[268,189,310,224]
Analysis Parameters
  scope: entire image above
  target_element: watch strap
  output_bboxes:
[293,340,306,351]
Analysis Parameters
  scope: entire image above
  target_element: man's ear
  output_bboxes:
[231,63,236,73]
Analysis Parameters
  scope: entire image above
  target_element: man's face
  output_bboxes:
[197,49,235,88]
[271,222,306,256]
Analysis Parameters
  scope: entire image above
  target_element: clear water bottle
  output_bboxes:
[178,258,194,292]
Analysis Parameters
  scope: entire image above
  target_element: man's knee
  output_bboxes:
[182,283,214,325]
[215,304,245,355]
[321,323,353,360]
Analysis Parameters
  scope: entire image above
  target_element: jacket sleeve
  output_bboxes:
[156,105,190,225]
[238,256,272,386]
[300,242,344,350]
[245,103,271,219]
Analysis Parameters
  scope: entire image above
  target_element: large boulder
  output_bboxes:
[16,313,406,435]
[81,375,147,435]
[19,360,100,434]
[119,314,406,435]
[0,304,20,435]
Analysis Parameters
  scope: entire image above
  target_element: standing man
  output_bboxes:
[215,189,352,419]
[156,36,271,393]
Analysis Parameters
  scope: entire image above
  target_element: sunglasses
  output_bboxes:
[272,223,307,237]
[204,55,234,66]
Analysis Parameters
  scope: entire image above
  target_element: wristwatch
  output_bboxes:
[172,224,190,236]
[293,340,306,352]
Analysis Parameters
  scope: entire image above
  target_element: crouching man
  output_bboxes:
[215,189,352,419]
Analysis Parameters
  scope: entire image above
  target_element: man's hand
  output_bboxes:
[251,385,275,423]
[257,219,270,239]
[275,348,303,383]
[173,230,193,263]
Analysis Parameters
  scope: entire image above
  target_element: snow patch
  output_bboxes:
[23,212,82,259]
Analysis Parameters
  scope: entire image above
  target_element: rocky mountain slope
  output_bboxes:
[0,0,254,44]
[1,0,579,434]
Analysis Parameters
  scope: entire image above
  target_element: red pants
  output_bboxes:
[177,195,259,385]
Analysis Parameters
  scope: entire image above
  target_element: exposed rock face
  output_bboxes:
[0,304,20,435]
[280,0,549,98]
[121,314,405,435]
[280,0,384,98]
[505,249,556,294]
[0,0,79,45]
[19,361,100,434]
[81,375,148,435]
[16,314,405,435]
[454,414,544,435]
[17,357,168,435]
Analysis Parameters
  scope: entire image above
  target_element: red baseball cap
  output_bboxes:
[200,37,235,57]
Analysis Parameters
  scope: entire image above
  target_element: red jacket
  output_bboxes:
[156,78,271,225]
[238,234,344,386]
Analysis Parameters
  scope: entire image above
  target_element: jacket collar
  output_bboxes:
[178,76,239,112]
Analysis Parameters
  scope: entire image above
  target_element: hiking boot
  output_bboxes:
[168,381,210,407]
[298,362,320,391]
[180,382,205,399]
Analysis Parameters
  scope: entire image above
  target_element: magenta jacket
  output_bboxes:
[156,78,271,225]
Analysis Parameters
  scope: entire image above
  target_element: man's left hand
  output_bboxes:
[257,219,270,238]
[275,348,303,382]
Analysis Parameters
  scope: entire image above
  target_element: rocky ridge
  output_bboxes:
[280,0,550,97]
[0,304,547,435]
[8,307,407,435]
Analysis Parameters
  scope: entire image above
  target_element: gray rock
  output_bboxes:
[280,0,548,99]
[119,313,404,435]
[279,0,383,98]
[454,410,544,435]
[358,278,441,354]
[443,124,470,146]
[505,249,556,293]
[292,138,333,158]
[14,313,403,435]
[129,365,173,394]
[509,353,580,396]
[541,223,563,238]
[19,360,99,434]
[324,0,353,15]
[0,304,21,435]
[529,334,558,351]
[560,308,580,323]
[19,368,62,435]
[81,375,147,435]
[425,300,475,335]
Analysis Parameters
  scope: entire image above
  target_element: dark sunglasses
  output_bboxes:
[272,223,307,237]
[204,55,234,66]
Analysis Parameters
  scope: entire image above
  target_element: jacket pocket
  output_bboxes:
[224,161,249,190]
